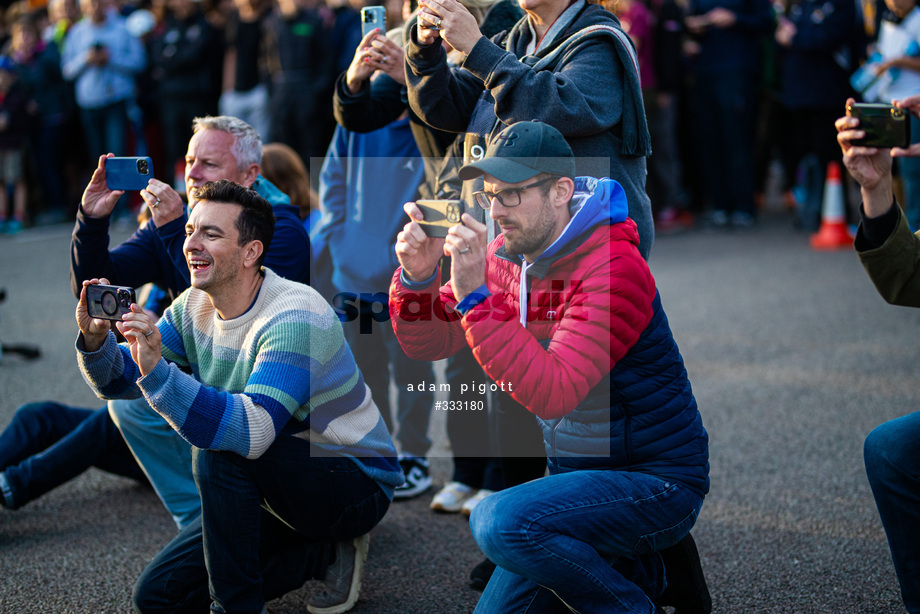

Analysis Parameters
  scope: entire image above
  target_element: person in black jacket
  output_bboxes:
[149,0,223,179]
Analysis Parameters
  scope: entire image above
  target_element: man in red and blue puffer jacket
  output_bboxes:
[389,120,711,613]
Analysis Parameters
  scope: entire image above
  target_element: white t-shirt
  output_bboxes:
[878,7,920,101]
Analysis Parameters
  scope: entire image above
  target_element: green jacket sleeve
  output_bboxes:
[857,205,920,307]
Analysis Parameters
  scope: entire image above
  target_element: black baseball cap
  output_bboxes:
[458,121,576,183]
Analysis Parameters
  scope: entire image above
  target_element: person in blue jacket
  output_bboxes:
[1,116,312,531]
[317,113,438,502]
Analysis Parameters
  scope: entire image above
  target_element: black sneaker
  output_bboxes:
[657,533,712,614]
[469,557,496,591]
[394,454,432,500]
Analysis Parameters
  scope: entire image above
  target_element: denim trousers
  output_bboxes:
[691,71,758,217]
[0,402,145,508]
[864,411,920,613]
[469,469,704,614]
[109,397,201,529]
[341,296,433,458]
[133,434,390,614]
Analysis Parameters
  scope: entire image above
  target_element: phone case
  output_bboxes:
[416,199,465,237]
[105,157,154,191]
[361,6,386,38]
[848,103,910,149]
[86,284,137,321]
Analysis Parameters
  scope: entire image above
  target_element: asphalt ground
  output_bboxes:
[0,207,914,613]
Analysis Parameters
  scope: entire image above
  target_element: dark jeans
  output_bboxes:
[864,412,920,613]
[0,402,145,508]
[340,296,433,458]
[493,390,547,489]
[691,71,759,217]
[445,346,503,491]
[134,435,390,614]
[80,100,129,158]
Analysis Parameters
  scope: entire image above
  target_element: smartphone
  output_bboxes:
[416,199,466,238]
[85,284,137,321]
[847,102,911,148]
[105,156,153,191]
[361,6,386,39]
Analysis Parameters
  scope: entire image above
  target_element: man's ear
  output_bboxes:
[241,163,260,188]
[553,177,576,207]
[242,240,264,269]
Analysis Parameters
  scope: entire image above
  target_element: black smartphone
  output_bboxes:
[416,199,466,237]
[86,284,137,321]
[848,102,911,148]
[361,6,386,38]
[105,156,153,191]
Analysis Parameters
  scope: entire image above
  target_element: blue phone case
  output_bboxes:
[361,6,386,38]
[105,157,153,191]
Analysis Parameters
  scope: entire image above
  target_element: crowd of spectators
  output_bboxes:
[0,0,899,236]
[0,0,362,233]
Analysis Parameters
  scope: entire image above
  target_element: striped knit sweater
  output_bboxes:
[78,268,404,494]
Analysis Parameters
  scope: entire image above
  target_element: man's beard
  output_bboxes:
[502,196,556,257]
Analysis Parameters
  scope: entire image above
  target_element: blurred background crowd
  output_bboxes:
[0,0,905,235]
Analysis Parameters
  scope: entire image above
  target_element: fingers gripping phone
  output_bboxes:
[848,102,911,148]
[86,284,137,321]
[105,157,154,191]
[361,6,386,38]
[416,199,466,237]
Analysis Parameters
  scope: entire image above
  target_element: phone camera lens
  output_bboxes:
[117,288,131,308]
[137,159,148,174]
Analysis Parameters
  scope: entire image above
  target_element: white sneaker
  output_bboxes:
[430,481,475,513]
[461,489,494,518]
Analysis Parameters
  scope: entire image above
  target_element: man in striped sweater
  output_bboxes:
[76,180,402,614]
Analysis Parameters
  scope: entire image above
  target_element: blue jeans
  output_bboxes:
[864,412,920,613]
[79,100,129,158]
[109,397,200,529]
[0,402,145,508]
[133,435,390,614]
[470,470,703,614]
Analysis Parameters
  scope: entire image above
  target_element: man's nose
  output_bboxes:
[489,198,507,220]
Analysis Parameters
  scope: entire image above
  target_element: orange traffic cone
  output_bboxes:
[810,161,853,250]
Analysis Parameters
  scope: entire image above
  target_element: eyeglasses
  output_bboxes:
[472,177,556,210]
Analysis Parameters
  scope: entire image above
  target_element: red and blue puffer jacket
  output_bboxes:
[389,177,709,496]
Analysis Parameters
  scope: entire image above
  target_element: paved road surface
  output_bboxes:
[0,211,913,613]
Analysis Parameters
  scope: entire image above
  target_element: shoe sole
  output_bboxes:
[306,535,369,614]
[430,502,464,513]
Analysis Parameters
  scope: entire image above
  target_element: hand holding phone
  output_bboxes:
[415,199,466,237]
